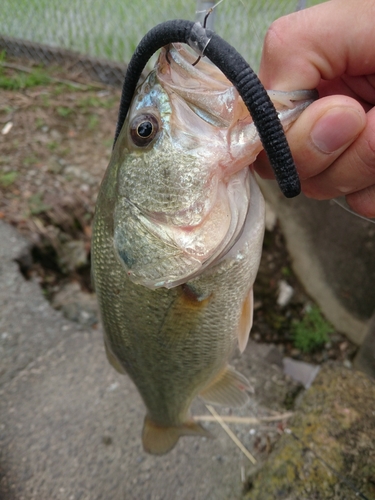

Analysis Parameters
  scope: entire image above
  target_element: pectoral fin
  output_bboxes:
[199,365,251,407]
[237,288,254,353]
[142,415,212,455]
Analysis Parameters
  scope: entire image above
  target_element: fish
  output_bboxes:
[92,43,315,455]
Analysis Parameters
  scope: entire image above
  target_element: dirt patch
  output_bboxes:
[0,57,357,365]
[252,226,357,364]
[0,57,119,289]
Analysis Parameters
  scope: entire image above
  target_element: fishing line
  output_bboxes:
[195,0,226,15]
[192,7,214,66]
[197,0,262,48]
[114,19,301,198]
[332,198,375,224]
[237,0,263,49]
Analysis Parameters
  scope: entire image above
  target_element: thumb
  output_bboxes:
[254,95,366,182]
[284,95,366,182]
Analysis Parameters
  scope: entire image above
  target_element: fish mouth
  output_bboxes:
[117,168,253,289]
[157,44,246,128]
[113,45,316,290]
[158,45,317,131]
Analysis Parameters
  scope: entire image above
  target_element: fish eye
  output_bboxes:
[130,114,159,147]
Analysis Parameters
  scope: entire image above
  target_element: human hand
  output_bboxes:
[255,0,375,218]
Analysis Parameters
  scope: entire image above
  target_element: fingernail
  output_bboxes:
[311,107,364,154]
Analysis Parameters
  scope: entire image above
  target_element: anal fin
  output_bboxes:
[199,365,251,407]
[142,415,212,455]
[237,288,253,353]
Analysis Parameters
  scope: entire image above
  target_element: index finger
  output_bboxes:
[259,0,375,90]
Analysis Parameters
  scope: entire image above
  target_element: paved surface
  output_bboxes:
[259,180,375,345]
[0,221,297,500]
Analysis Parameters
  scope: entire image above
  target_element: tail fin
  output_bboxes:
[142,415,212,455]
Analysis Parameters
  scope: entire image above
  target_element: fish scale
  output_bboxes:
[93,166,264,451]
[92,43,315,454]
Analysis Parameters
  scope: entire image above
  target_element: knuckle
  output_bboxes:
[347,188,375,218]
[263,17,290,53]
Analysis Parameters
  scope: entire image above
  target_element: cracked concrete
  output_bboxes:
[259,180,375,346]
[0,221,298,500]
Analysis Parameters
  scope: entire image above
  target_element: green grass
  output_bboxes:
[87,114,99,130]
[28,193,51,215]
[0,70,50,90]
[0,52,51,90]
[56,106,73,117]
[35,117,46,129]
[47,140,58,151]
[281,266,292,277]
[77,95,115,110]
[23,155,38,166]
[292,305,334,353]
[0,171,18,187]
[0,1,324,70]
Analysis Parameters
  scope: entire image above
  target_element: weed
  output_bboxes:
[77,95,115,111]
[23,155,38,166]
[58,147,71,156]
[292,305,334,353]
[56,106,73,118]
[47,141,58,151]
[28,193,51,215]
[35,117,46,129]
[0,171,18,187]
[52,83,70,96]
[41,94,51,107]
[0,105,15,114]
[281,266,292,277]
[87,114,99,130]
[0,59,51,90]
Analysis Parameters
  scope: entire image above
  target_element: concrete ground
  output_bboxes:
[258,180,375,346]
[0,221,298,500]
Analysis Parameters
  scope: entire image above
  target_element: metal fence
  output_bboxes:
[0,0,322,85]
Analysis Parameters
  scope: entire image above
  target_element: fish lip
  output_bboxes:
[157,44,236,128]
[130,199,210,229]
[162,42,231,86]
[159,46,318,131]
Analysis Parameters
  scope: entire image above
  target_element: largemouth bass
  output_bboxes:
[92,43,314,455]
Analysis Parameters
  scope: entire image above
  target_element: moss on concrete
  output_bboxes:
[244,363,375,499]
